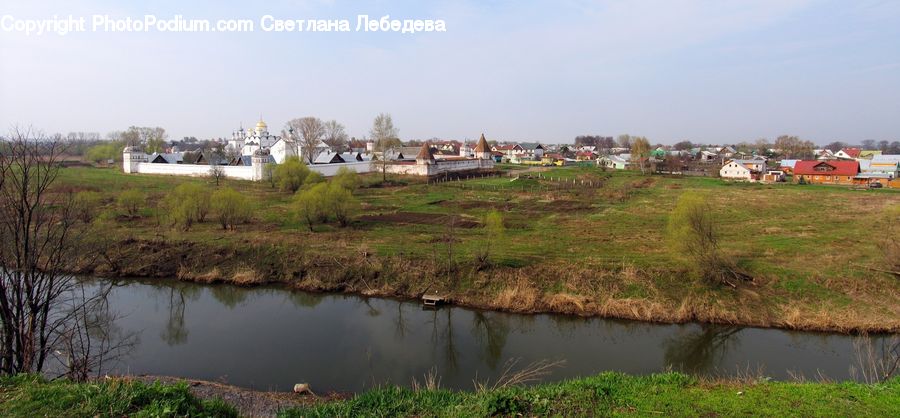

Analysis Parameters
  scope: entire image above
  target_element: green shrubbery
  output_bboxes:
[292,169,360,231]
[210,187,253,230]
[73,191,102,223]
[161,183,210,230]
[116,189,145,218]
[274,156,312,192]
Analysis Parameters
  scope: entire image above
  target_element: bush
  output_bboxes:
[162,183,210,230]
[324,183,360,227]
[73,191,102,223]
[211,187,253,230]
[293,183,328,231]
[117,189,144,218]
[275,156,311,192]
[292,181,360,230]
[333,167,361,191]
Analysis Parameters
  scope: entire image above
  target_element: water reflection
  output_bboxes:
[97,279,886,392]
[160,283,200,346]
[663,325,742,374]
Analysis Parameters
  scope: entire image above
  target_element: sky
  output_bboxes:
[1,0,899,145]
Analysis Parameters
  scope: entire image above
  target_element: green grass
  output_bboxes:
[281,372,900,417]
[0,374,236,417]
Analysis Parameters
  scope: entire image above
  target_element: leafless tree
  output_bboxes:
[208,164,226,187]
[284,117,325,163]
[0,127,126,379]
[323,120,349,152]
[370,113,400,183]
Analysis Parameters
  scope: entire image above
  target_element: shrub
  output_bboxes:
[293,183,328,231]
[324,183,360,227]
[333,167,361,191]
[162,183,210,230]
[211,187,252,230]
[291,181,360,230]
[73,191,102,223]
[666,192,750,287]
[117,189,145,218]
[274,156,311,192]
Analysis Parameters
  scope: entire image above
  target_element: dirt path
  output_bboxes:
[124,375,345,417]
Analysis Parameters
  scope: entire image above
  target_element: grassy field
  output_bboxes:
[283,372,900,417]
[55,165,900,332]
[3,372,896,417]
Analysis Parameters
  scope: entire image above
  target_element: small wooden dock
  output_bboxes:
[422,294,448,307]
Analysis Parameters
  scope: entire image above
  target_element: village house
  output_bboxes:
[719,159,766,181]
[792,160,859,185]
[599,154,630,170]
[833,147,861,160]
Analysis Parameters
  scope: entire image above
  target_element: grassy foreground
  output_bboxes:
[2,373,897,417]
[0,374,236,417]
[56,166,900,333]
[283,372,900,417]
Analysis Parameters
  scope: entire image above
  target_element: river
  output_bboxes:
[92,278,887,392]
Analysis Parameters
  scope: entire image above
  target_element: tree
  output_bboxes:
[285,117,325,163]
[208,165,226,187]
[0,127,124,378]
[825,141,846,153]
[293,183,327,231]
[631,136,651,175]
[263,162,277,188]
[117,189,144,218]
[73,191,103,223]
[323,120,349,152]
[333,166,361,191]
[211,187,253,230]
[162,183,210,230]
[324,183,359,227]
[673,141,693,151]
[666,192,750,287]
[774,135,814,159]
[274,156,311,192]
[478,210,505,266]
[370,113,400,183]
[861,139,877,150]
[84,141,123,165]
[120,126,167,153]
[617,134,633,150]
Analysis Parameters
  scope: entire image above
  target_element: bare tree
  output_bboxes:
[0,127,124,378]
[284,117,325,163]
[370,113,400,183]
[208,164,226,187]
[323,120,349,152]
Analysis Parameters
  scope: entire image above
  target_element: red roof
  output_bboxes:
[840,148,861,158]
[494,144,521,151]
[793,160,859,176]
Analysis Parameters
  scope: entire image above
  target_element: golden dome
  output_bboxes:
[256,119,267,130]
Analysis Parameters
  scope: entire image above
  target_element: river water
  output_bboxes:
[95,278,887,392]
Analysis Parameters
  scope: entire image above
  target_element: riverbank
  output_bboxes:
[74,236,900,334]
[60,166,900,334]
[2,372,898,417]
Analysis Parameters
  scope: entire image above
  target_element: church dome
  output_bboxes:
[256,119,268,130]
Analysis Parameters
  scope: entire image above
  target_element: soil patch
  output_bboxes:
[358,211,480,228]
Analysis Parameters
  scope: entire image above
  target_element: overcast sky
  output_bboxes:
[2,0,899,144]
